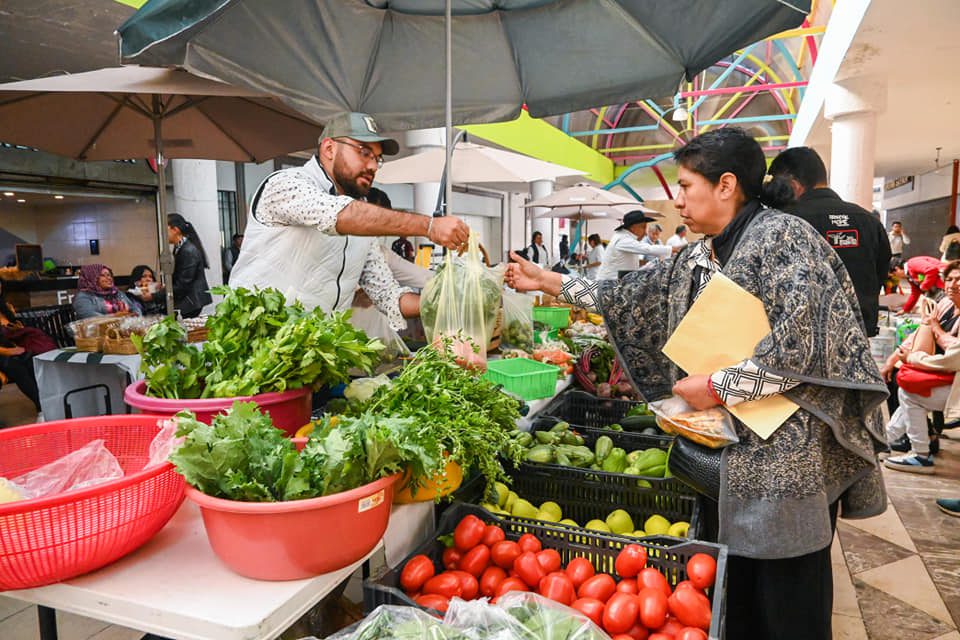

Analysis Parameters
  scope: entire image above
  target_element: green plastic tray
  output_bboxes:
[533,306,570,330]
[484,358,559,400]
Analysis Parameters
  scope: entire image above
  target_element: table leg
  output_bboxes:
[37,605,58,640]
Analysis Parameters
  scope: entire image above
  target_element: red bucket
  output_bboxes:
[185,474,399,580]
[124,380,311,436]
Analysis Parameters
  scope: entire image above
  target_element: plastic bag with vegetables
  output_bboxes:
[500,289,534,352]
[649,396,739,448]
[421,232,505,365]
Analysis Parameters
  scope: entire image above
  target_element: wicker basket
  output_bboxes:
[185,327,208,343]
[74,336,102,352]
[102,327,140,355]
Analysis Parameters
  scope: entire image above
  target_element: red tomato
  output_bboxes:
[414,593,450,613]
[491,540,523,569]
[676,627,708,640]
[578,573,617,602]
[566,557,596,589]
[449,570,479,600]
[623,622,650,640]
[611,636,636,640]
[637,587,669,629]
[538,573,576,606]
[637,568,672,599]
[655,617,684,636]
[482,524,506,547]
[518,533,542,554]
[400,555,435,593]
[514,551,547,588]
[571,597,606,628]
[615,544,648,579]
[496,576,530,597]
[685,554,717,591]
[617,578,639,595]
[442,547,461,570]
[422,573,462,599]
[453,515,486,551]
[673,580,705,595]
[668,587,712,630]
[459,544,491,577]
[648,634,674,640]
[480,566,507,597]
[536,549,562,574]
[603,592,640,635]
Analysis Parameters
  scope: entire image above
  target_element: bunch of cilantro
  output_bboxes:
[170,402,444,501]
[359,344,526,496]
[133,286,384,399]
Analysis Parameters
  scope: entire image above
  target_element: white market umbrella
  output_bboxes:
[0,66,324,316]
[375,141,584,185]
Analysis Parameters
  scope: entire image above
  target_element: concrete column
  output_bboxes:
[171,159,221,313]
[824,79,886,210]
[530,179,555,261]
[403,129,445,255]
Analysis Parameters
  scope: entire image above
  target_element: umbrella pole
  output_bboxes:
[152,96,176,319]
[443,0,453,219]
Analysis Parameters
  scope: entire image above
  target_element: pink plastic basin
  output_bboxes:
[185,474,399,580]
[124,380,311,436]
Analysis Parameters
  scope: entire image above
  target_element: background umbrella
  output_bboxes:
[117,0,810,226]
[375,141,585,185]
[0,66,324,316]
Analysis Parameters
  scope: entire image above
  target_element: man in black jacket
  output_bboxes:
[768,147,892,336]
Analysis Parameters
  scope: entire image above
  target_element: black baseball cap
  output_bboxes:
[615,209,657,231]
[320,112,400,156]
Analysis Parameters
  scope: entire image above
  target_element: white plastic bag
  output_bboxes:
[649,396,739,448]
[147,417,182,467]
[420,232,505,365]
[12,439,123,499]
[500,290,534,352]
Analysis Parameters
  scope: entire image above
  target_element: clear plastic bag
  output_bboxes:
[147,418,182,468]
[349,304,411,362]
[10,439,123,500]
[494,592,610,640]
[649,396,739,448]
[320,605,468,640]
[421,232,506,364]
[500,290,535,352]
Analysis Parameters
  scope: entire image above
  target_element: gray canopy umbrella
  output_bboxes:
[118,0,810,219]
[0,66,324,316]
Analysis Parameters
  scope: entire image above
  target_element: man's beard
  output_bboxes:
[333,156,374,200]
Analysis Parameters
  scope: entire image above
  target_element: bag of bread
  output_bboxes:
[649,396,739,448]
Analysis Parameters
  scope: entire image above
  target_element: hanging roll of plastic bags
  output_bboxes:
[420,232,505,369]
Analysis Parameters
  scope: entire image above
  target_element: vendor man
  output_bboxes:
[230,112,468,330]
[596,210,678,280]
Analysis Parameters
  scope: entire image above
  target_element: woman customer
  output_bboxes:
[73,264,142,320]
[0,279,56,355]
[127,265,167,316]
[167,213,212,318]
[0,279,49,416]
[880,260,960,473]
[505,128,886,640]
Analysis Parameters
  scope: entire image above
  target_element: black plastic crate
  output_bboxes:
[364,502,727,639]
[519,420,695,497]
[531,413,675,454]
[541,389,645,427]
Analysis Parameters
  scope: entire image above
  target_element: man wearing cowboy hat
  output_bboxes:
[596,210,679,280]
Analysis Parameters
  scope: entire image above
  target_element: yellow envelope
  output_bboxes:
[661,273,798,439]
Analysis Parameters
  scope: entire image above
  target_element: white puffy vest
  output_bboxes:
[229,159,373,312]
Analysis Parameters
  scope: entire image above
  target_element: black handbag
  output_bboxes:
[667,437,723,501]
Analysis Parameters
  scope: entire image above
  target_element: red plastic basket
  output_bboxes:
[0,415,186,590]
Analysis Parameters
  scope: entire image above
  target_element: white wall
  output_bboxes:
[881,168,956,220]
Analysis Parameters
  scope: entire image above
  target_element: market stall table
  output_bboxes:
[33,348,141,420]
[3,499,434,640]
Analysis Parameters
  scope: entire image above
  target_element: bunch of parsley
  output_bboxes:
[170,402,444,502]
[360,345,525,496]
[133,286,384,399]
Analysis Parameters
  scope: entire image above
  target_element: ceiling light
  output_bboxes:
[16,199,25,203]
[54,195,64,199]
[2,192,13,197]
[671,106,689,122]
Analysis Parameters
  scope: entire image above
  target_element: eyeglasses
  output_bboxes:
[333,139,384,168]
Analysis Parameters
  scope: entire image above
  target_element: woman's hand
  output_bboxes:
[880,359,898,382]
[505,251,546,292]
[0,345,25,357]
[672,374,720,411]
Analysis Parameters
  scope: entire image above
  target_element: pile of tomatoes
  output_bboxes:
[398,514,717,640]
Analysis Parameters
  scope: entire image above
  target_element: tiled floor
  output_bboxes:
[2,386,959,639]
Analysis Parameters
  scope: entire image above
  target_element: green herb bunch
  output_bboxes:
[360,344,525,495]
[133,286,384,399]
[170,401,444,502]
